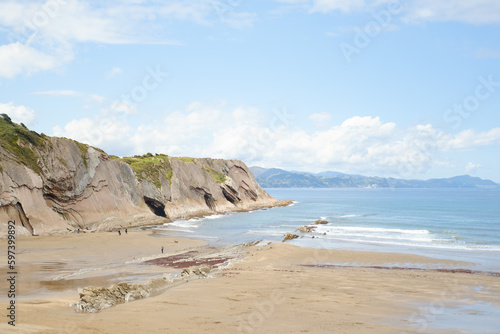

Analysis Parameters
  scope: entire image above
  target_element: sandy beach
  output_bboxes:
[1,229,499,333]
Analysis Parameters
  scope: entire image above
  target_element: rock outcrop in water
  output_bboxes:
[282,232,299,242]
[314,220,329,225]
[0,116,287,236]
[296,225,317,233]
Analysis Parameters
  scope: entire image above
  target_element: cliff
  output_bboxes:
[0,115,284,237]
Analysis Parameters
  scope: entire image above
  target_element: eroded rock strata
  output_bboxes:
[0,116,286,236]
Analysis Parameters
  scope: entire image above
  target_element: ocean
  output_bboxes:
[154,188,500,271]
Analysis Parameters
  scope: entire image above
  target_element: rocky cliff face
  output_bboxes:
[0,116,282,236]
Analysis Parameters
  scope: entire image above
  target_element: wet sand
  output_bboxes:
[1,229,499,333]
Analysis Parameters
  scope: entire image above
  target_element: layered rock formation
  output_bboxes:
[0,115,285,236]
[76,265,213,313]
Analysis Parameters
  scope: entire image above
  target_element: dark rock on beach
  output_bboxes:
[282,232,299,242]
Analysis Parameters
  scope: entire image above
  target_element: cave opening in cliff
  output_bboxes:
[204,193,216,211]
[144,197,167,218]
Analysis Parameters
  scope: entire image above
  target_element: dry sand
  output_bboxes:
[1,229,499,333]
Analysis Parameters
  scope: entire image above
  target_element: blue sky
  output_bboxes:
[1,0,500,182]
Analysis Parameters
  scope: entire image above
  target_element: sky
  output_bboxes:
[0,0,500,182]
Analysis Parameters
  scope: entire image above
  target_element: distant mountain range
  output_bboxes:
[250,167,499,189]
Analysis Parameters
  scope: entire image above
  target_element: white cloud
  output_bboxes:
[310,0,366,13]
[277,0,500,24]
[309,112,331,128]
[276,0,310,3]
[0,101,36,126]
[34,89,105,104]
[276,0,393,13]
[0,0,254,79]
[0,0,190,45]
[106,67,123,78]
[132,101,231,156]
[34,90,80,96]
[466,162,482,175]
[221,12,258,29]
[442,128,500,151]
[0,42,58,78]
[402,0,500,25]
[53,113,134,155]
[109,101,137,114]
[88,94,105,103]
[52,102,500,178]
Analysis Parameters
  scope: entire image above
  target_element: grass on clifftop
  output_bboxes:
[175,157,196,163]
[203,166,226,184]
[0,114,43,174]
[112,153,173,188]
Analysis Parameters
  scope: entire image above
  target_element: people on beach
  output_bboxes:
[118,230,121,236]
[125,229,128,234]
[161,246,164,254]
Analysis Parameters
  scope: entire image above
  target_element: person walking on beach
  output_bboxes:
[118,230,121,236]
[161,246,164,254]
[125,229,128,234]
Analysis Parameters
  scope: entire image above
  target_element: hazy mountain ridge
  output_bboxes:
[251,167,499,189]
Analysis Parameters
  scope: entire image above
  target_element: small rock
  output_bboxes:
[296,225,317,233]
[314,220,329,225]
[282,232,299,242]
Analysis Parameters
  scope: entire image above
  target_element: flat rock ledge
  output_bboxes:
[76,265,212,313]
[75,241,260,313]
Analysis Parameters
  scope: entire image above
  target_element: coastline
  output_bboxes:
[1,227,499,333]
[4,199,296,237]
[178,199,294,224]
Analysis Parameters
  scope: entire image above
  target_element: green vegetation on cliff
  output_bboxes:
[175,157,196,163]
[112,153,173,188]
[112,154,228,186]
[0,114,43,174]
[203,166,226,184]
[75,141,89,167]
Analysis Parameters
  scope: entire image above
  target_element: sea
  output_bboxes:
[154,188,500,271]
[154,188,500,332]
